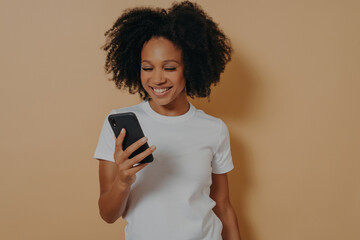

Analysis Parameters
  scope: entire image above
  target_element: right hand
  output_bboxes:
[113,128,156,188]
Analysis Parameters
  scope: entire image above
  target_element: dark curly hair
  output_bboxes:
[101,0,232,100]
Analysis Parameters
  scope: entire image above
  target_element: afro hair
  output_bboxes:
[101,0,232,100]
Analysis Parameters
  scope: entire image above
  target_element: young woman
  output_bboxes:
[93,1,241,239]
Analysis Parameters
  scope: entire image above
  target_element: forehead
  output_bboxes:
[141,37,182,61]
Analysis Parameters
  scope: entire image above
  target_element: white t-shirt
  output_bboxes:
[93,100,234,240]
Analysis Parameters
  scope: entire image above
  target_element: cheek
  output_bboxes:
[140,71,149,85]
[177,74,186,88]
[168,72,185,87]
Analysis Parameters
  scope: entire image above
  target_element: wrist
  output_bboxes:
[113,174,131,192]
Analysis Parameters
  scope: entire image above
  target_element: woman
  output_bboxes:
[93,1,241,239]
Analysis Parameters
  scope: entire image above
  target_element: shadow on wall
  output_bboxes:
[191,52,259,240]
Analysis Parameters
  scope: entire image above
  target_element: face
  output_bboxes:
[140,37,187,111]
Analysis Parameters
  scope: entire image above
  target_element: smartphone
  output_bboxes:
[108,112,153,164]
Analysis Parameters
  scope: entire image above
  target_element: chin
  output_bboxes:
[150,98,172,106]
[149,94,179,105]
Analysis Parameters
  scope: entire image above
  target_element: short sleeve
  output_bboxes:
[93,112,116,162]
[211,120,234,174]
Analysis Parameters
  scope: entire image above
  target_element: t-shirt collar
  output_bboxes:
[141,99,196,123]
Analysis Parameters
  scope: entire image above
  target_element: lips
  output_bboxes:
[150,86,172,96]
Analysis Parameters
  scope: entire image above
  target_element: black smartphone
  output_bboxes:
[108,112,153,164]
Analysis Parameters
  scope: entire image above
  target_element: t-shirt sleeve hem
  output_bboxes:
[93,152,115,162]
[212,162,234,174]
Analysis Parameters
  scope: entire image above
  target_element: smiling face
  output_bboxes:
[140,37,189,115]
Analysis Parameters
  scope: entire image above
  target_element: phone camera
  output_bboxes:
[110,119,117,127]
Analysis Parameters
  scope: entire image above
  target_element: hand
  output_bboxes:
[113,128,156,188]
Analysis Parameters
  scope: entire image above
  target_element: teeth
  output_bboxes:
[153,88,170,93]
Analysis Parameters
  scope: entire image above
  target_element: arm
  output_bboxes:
[210,173,242,240]
[97,128,155,223]
[97,160,131,223]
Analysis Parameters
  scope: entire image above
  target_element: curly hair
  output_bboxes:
[101,0,232,100]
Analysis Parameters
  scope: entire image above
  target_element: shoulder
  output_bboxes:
[109,101,144,115]
[193,107,227,131]
[191,107,231,147]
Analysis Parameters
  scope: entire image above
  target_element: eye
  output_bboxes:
[142,67,153,71]
[164,67,176,71]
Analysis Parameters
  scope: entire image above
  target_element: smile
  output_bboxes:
[150,87,172,96]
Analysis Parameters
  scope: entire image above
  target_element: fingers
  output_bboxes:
[115,128,126,150]
[122,136,149,159]
[127,162,150,176]
[116,141,155,186]
[114,129,154,166]
[126,145,156,168]
[114,128,126,164]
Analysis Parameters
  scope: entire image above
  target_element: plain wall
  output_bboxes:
[0,0,359,239]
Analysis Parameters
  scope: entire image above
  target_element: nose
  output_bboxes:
[152,69,166,85]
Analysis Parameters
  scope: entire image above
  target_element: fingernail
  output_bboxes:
[121,128,125,133]
[142,137,148,142]
[150,145,156,150]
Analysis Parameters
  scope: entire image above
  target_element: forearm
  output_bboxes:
[98,174,131,223]
[214,203,242,240]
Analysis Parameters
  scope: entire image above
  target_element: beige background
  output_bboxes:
[1,0,359,239]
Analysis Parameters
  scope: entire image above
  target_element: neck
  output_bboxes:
[148,97,189,116]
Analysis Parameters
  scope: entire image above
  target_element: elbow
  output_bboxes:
[99,209,120,224]
[98,198,120,224]
[100,212,117,224]
[103,218,116,224]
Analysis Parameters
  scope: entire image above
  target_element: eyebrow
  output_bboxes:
[141,60,180,64]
